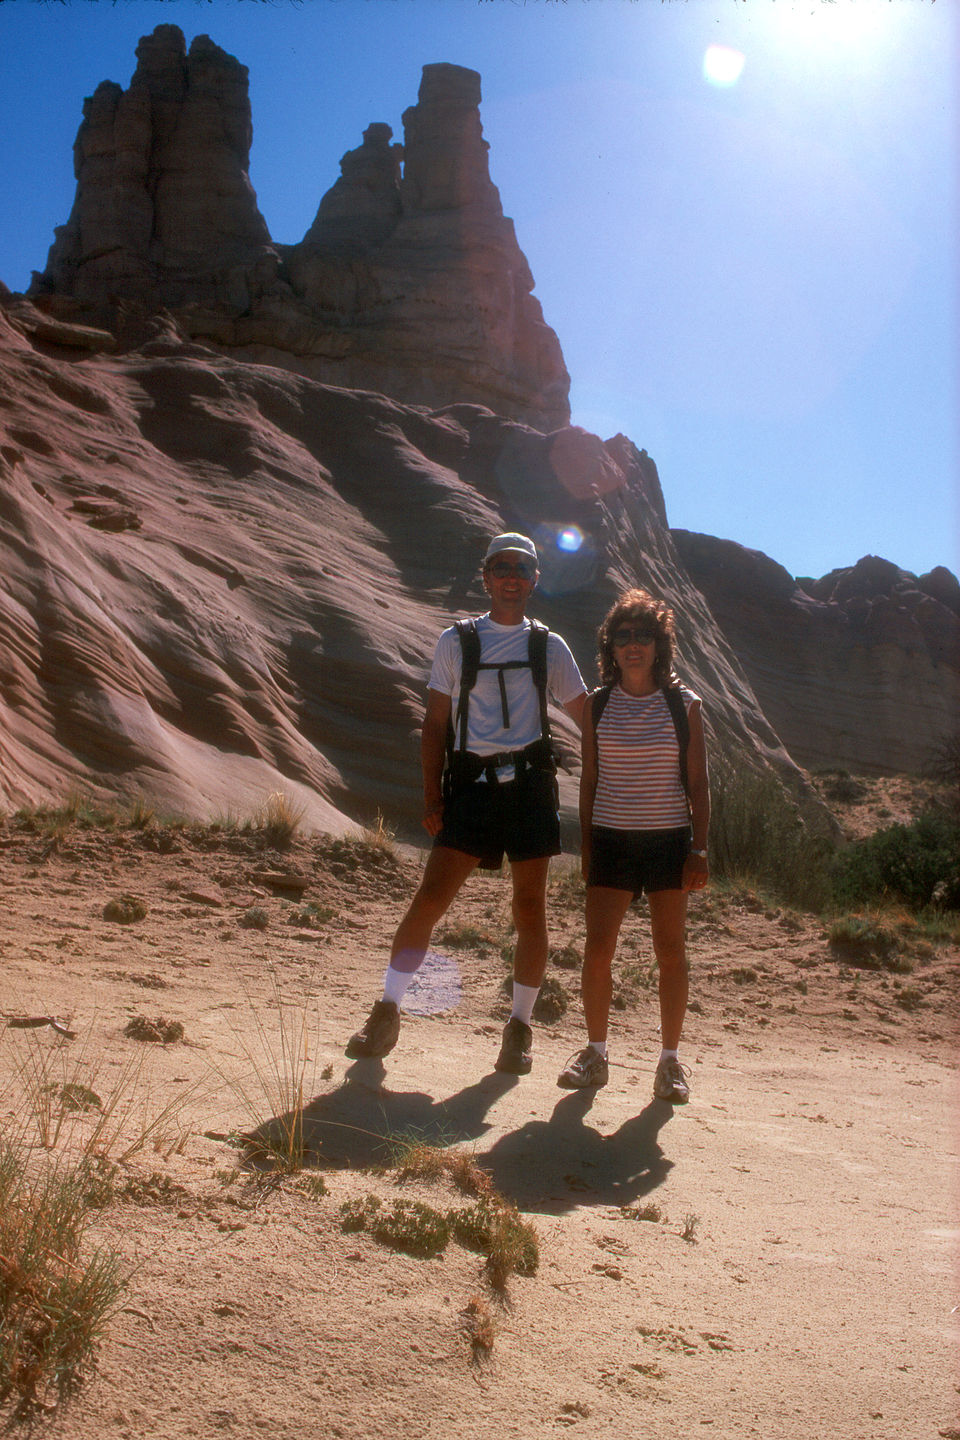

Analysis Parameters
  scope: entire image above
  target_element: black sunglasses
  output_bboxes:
[487,559,537,580]
[611,625,658,648]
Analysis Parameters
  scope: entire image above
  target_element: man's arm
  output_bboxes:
[421,688,452,837]
[562,690,587,731]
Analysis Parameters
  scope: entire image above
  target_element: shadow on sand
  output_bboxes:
[244,1060,675,1216]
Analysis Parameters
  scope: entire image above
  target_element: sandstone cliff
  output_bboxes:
[31,29,569,432]
[671,531,960,778]
[4,25,955,826]
[0,296,802,834]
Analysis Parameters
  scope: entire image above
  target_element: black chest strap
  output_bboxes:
[453,618,551,753]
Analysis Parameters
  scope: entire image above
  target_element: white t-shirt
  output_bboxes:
[429,615,586,776]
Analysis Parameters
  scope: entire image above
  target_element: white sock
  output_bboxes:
[382,966,417,1006]
[588,1040,608,1059]
[510,982,540,1026]
[660,1047,679,1063]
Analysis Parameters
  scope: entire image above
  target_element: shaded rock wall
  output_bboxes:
[672,531,960,777]
[32,31,569,432]
[0,300,808,837]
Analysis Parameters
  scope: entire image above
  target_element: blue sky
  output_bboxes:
[0,0,955,583]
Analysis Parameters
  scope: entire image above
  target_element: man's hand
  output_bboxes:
[423,802,444,837]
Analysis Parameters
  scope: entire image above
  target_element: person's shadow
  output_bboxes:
[244,1061,675,1215]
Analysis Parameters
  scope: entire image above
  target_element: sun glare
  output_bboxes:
[703,45,746,88]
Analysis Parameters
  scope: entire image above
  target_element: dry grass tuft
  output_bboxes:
[0,1141,126,1418]
[252,792,305,849]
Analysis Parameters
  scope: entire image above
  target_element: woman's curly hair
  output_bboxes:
[596,588,678,688]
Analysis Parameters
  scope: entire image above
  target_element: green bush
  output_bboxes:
[827,915,912,972]
[831,811,960,910]
[708,758,833,911]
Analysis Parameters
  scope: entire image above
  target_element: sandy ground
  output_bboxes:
[0,807,957,1440]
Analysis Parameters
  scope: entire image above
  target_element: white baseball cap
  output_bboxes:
[483,532,538,563]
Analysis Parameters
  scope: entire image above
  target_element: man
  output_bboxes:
[346,533,587,1074]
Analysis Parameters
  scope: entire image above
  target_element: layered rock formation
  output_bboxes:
[672,532,960,777]
[0,294,805,834]
[3,24,954,833]
[31,30,569,431]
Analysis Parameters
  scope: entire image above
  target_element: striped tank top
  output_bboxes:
[592,684,696,831]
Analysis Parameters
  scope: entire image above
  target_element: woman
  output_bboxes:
[558,588,710,1101]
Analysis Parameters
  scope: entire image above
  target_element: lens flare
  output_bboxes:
[703,45,746,88]
[401,950,463,1017]
[532,522,599,597]
[557,526,584,554]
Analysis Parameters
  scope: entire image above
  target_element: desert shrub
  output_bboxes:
[816,769,868,804]
[708,758,833,911]
[827,915,913,972]
[102,894,148,924]
[460,1295,496,1358]
[238,906,270,930]
[338,1195,451,1258]
[0,1143,126,1417]
[285,901,335,929]
[448,1200,540,1285]
[123,1016,184,1044]
[830,811,960,910]
[532,973,569,1022]
[922,733,960,804]
[435,922,499,952]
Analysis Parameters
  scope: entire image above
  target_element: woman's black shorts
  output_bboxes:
[436,770,560,870]
[587,825,691,896]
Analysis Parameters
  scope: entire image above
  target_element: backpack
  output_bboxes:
[443,618,554,791]
[589,682,691,800]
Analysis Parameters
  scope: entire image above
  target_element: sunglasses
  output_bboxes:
[487,559,537,580]
[611,625,658,648]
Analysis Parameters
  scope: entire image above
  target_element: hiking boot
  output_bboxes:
[653,1055,690,1104]
[557,1047,609,1090]
[494,1017,533,1075]
[345,999,400,1059]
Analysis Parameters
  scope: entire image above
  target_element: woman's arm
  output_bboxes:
[682,699,710,891]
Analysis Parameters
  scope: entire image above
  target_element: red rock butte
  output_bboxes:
[0,25,955,828]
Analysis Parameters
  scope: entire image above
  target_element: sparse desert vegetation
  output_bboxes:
[0,780,955,1436]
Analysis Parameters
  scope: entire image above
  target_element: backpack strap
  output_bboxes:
[663,686,690,799]
[453,618,481,753]
[527,619,551,744]
[589,682,614,732]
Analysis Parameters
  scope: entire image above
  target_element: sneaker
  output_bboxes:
[494,1017,533,1075]
[653,1055,690,1104]
[557,1047,609,1090]
[345,999,400,1059]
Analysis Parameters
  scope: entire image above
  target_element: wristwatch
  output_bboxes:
[690,848,708,858]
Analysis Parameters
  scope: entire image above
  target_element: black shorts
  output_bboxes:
[435,769,560,871]
[587,825,690,897]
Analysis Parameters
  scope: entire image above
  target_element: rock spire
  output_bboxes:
[32,30,569,431]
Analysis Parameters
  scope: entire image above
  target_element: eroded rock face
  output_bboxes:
[672,532,960,776]
[0,301,804,833]
[32,31,569,432]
